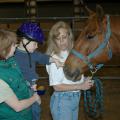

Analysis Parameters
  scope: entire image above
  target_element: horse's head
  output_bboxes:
[63,5,112,81]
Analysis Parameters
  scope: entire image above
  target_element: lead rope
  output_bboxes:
[83,72,104,118]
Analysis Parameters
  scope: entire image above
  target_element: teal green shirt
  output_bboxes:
[0,57,32,120]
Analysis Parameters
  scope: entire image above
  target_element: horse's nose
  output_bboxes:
[63,66,70,78]
[63,65,73,80]
[63,66,80,81]
[74,69,81,80]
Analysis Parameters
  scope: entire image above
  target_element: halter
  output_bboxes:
[71,15,112,75]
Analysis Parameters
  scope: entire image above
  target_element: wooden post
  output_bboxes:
[73,0,80,17]
[24,0,37,22]
[73,0,86,17]
[73,0,86,38]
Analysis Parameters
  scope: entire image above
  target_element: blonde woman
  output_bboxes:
[0,30,40,120]
[46,21,93,120]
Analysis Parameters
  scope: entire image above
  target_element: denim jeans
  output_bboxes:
[29,82,41,120]
[50,91,81,120]
[32,102,41,120]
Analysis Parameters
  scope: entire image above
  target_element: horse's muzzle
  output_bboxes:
[63,66,81,81]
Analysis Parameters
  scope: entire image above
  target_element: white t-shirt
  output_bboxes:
[46,51,84,86]
[0,80,14,103]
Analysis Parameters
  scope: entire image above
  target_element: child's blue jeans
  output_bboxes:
[28,81,41,120]
[50,91,81,120]
[32,101,41,120]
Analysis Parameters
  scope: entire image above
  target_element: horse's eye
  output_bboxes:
[86,34,94,40]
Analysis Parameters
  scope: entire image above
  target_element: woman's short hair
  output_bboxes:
[0,30,17,58]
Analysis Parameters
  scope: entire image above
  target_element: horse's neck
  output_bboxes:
[110,16,120,54]
[110,32,120,54]
[110,16,120,35]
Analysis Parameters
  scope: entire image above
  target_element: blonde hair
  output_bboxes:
[0,30,17,58]
[46,21,74,55]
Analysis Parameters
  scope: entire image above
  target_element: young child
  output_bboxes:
[0,29,40,120]
[46,21,93,120]
[15,21,61,120]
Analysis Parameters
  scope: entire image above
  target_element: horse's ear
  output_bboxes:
[85,6,95,15]
[79,0,94,15]
[96,4,104,22]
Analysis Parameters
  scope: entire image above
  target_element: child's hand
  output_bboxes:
[33,93,41,105]
[51,57,64,68]
[54,59,64,68]
[31,84,37,91]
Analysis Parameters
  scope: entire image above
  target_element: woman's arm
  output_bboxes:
[0,79,40,112]
[53,77,93,91]
[46,63,93,91]
[5,93,40,112]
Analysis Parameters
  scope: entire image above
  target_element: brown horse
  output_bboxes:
[63,5,120,81]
